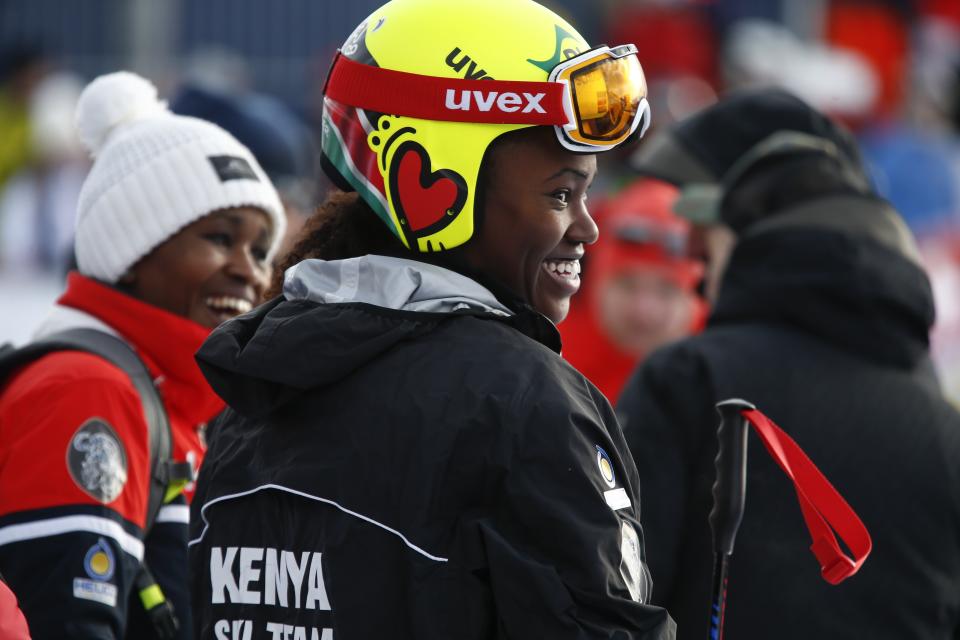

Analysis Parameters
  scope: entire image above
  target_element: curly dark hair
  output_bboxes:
[266,191,409,298]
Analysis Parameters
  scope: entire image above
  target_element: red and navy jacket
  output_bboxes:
[0,272,223,639]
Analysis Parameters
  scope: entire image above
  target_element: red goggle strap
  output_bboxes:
[325,53,569,126]
[740,408,872,584]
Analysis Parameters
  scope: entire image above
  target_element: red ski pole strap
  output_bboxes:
[740,408,872,584]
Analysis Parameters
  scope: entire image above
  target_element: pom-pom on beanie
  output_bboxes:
[74,71,286,283]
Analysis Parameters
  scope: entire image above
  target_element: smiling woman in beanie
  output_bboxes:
[0,71,285,639]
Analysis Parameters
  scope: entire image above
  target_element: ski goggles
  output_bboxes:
[612,219,688,258]
[548,44,650,150]
[324,44,650,152]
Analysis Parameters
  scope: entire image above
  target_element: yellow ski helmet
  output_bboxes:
[321,0,650,253]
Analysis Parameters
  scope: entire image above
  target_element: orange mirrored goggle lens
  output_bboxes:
[564,51,647,145]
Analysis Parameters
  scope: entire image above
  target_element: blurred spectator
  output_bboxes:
[722,19,879,122]
[561,179,705,402]
[909,7,960,130]
[0,69,87,274]
[826,0,911,122]
[170,82,320,261]
[0,45,48,189]
[860,123,959,232]
[622,87,960,640]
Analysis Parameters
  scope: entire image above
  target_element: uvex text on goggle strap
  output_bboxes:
[324,44,650,152]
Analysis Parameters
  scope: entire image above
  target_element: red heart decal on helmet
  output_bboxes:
[388,141,467,243]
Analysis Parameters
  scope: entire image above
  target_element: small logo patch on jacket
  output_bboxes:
[209,155,259,182]
[84,538,115,581]
[596,445,616,488]
[74,538,118,607]
[66,418,127,503]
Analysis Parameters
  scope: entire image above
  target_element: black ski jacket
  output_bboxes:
[618,195,960,639]
[189,255,675,640]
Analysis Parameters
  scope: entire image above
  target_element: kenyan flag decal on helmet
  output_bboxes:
[321,98,394,235]
[324,95,471,251]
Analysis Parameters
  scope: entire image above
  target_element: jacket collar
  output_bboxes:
[283,255,561,353]
[51,272,224,424]
[283,255,514,316]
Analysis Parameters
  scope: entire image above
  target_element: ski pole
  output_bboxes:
[707,398,755,640]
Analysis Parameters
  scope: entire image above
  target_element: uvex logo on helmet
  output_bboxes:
[444,89,547,114]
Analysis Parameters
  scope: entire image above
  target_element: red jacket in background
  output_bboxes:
[561,180,706,403]
[0,580,30,640]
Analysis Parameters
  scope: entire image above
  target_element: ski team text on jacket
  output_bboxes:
[190,255,676,640]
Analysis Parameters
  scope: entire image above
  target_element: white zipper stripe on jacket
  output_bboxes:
[188,483,448,563]
[0,514,145,560]
[155,504,190,524]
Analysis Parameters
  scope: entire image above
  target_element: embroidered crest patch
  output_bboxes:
[84,538,116,581]
[66,418,127,504]
[74,537,119,606]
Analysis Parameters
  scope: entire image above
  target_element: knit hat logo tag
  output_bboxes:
[209,155,260,183]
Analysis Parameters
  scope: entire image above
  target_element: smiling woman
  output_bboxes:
[124,206,273,328]
[189,1,674,639]
[463,126,598,323]
[271,125,598,324]
[0,71,284,640]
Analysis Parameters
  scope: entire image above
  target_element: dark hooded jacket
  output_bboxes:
[189,255,675,640]
[617,194,960,639]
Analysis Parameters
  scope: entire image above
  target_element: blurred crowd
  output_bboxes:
[2,0,960,402]
[590,0,960,403]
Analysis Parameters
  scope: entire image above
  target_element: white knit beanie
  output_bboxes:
[74,71,287,283]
